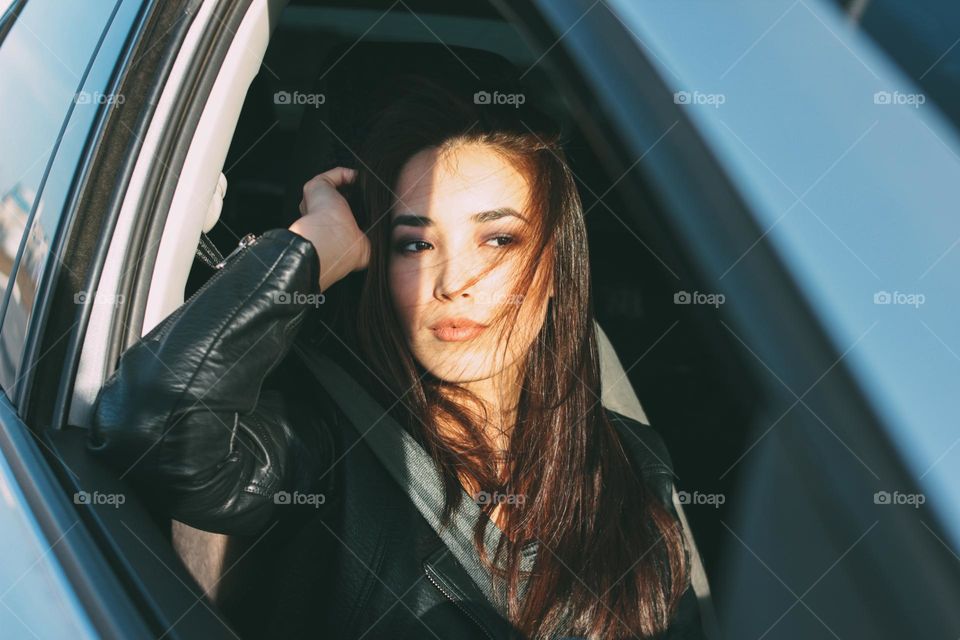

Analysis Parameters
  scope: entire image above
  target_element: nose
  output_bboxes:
[434,253,477,301]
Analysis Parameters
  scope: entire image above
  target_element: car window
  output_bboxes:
[0,0,119,393]
[831,0,960,132]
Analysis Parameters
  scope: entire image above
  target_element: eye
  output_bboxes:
[485,234,515,248]
[394,239,433,254]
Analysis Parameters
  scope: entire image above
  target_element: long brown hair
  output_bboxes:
[334,77,688,638]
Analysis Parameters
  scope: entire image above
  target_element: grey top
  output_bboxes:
[449,477,541,609]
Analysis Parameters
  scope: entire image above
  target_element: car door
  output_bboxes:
[0,0,253,637]
[499,0,960,638]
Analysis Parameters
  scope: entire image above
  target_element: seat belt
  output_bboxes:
[290,343,512,615]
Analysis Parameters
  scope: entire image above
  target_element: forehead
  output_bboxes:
[392,143,530,221]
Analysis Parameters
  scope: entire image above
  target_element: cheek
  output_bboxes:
[388,261,426,328]
[510,262,553,332]
[490,255,544,304]
[479,264,515,293]
[516,285,550,332]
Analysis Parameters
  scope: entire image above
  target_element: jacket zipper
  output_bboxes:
[423,566,495,640]
[151,233,259,343]
[214,232,258,269]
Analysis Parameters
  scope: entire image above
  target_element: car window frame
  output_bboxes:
[0,0,126,397]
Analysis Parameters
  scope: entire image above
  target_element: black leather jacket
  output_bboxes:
[89,228,706,639]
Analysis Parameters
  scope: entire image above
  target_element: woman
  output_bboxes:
[90,78,705,639]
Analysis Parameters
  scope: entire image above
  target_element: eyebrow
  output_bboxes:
[391,207,528,230]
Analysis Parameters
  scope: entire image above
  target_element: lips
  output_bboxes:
[429,317,489,342]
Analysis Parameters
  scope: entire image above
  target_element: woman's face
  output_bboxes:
[388,143,554,384]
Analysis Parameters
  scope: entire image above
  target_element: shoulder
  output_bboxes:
[604,409,677,509]
[604,408,674,477]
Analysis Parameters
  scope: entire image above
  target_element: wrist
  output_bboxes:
[287,219,311,244]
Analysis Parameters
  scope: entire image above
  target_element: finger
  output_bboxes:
[358,237,371,270]
[318,166,357,189]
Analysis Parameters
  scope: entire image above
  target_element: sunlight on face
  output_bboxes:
[388,143,554,384]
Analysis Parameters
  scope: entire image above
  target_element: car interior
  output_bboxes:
[59,0,761,637]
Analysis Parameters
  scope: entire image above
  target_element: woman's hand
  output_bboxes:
[289,167,370,292]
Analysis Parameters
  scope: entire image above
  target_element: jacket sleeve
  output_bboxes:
[89,227,332,536]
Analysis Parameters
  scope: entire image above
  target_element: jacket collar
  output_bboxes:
[422,543,516,640]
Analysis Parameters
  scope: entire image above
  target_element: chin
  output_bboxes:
[416,348,505,383]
